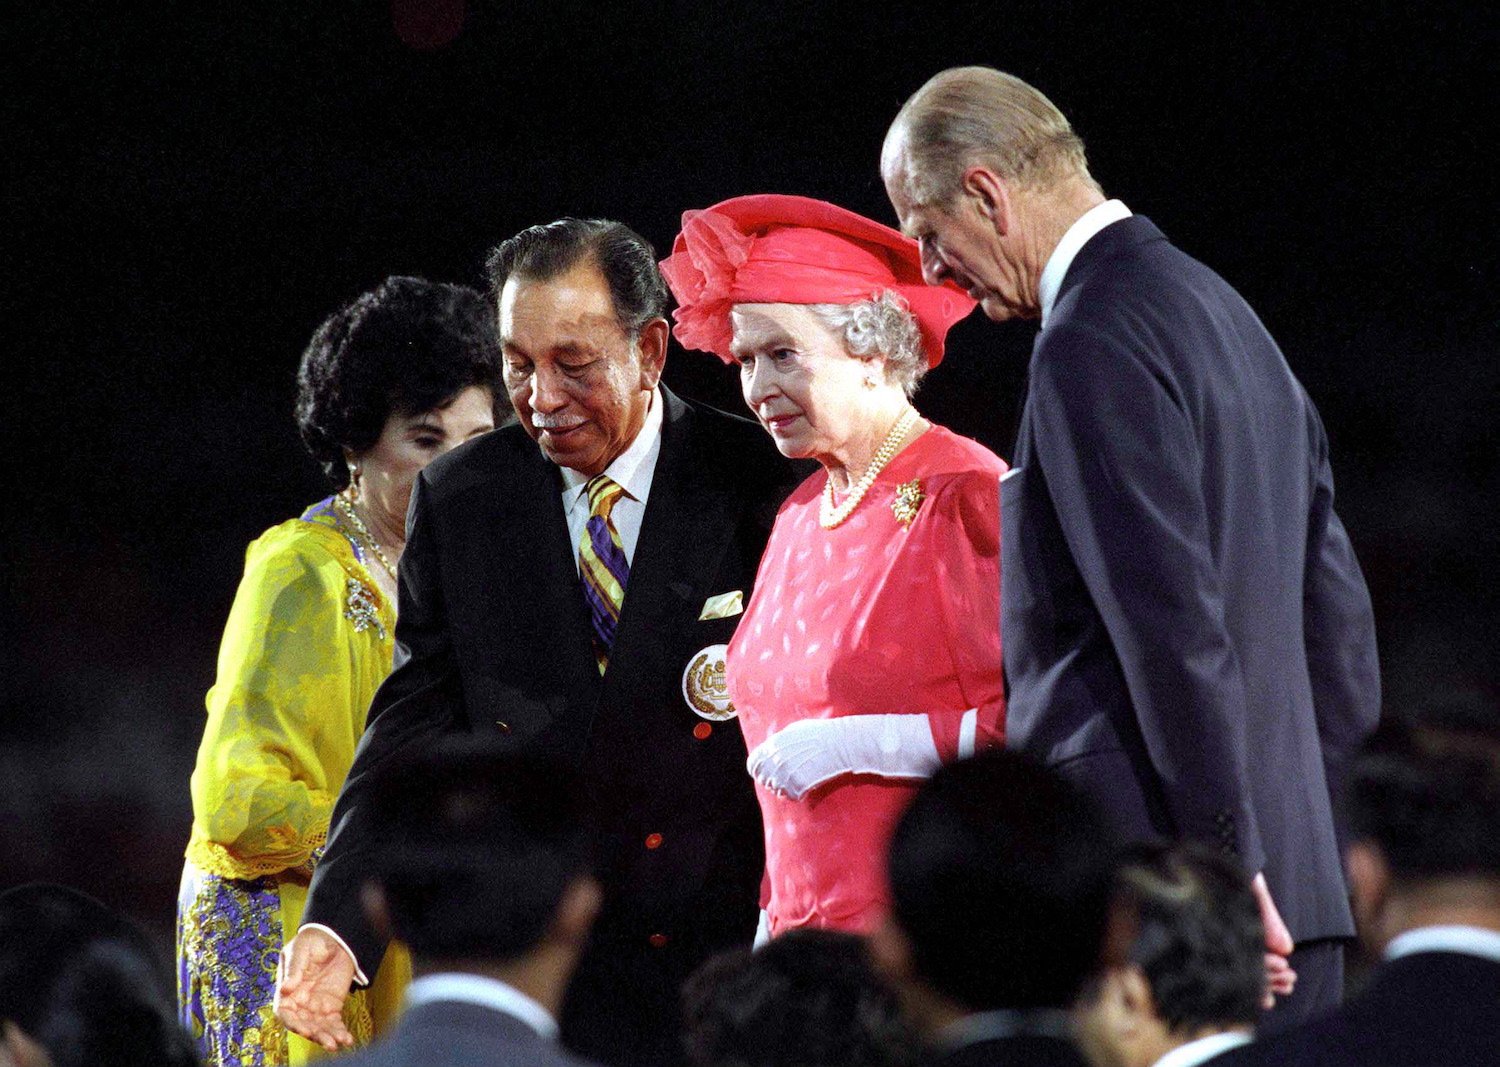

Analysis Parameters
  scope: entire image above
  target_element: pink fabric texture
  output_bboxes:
[660,194,975,366]
[727,425,1008,934]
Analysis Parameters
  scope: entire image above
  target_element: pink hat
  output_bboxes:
[660,194,975,366]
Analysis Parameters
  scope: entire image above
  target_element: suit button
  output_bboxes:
[645,833,663,850]
[693,723,713,740]
[648,933,669,948]
[495,720,511,734]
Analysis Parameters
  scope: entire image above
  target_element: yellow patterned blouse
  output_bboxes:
[178,499,409,1067]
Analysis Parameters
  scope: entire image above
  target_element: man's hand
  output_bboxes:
[1252,872,1297,1008]
[273,927,357,1052]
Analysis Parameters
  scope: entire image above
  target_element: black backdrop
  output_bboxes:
[6,2,1496,956]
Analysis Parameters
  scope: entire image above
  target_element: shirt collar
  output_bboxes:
[936,1008,1075,1050]
[1152,1031,1253,1067]
[1038,199,1132,327]
[1385,925,1500,964]
[559,387,664,507]
[403,973,558,1040]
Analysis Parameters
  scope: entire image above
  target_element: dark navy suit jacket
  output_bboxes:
[1002,216,1380,942]
[1210,950,1500,1066]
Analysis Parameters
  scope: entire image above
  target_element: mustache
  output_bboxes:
[530,413,586,430]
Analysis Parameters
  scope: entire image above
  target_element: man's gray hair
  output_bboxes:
[891,66,1099,207]
[807,291,928,398]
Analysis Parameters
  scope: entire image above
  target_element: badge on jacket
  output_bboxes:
[683,644,736,720]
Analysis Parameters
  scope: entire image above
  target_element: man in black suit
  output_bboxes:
[275,218,802,1065]
[335,743,603,1067]
[882,66,1381,1025]
[1213,698,1500,1066]
[869,750,1115,1067]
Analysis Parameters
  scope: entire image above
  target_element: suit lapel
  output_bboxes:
[604,388,742,695]
[482,438,601,700]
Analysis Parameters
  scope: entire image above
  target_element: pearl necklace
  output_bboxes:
[820,408,919,530]
[334,492,399,581]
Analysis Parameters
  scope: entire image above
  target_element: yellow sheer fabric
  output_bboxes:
[182,507,410,1065]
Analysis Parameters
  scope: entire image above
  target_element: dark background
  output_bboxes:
[5,1,1496,963]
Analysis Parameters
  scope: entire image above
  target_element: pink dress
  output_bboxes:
[728,424,1007,934]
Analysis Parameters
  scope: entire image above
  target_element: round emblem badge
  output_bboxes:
[682,644,736,721]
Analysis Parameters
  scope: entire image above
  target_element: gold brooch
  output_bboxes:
[892,479,925,527]
[343,577,387,640]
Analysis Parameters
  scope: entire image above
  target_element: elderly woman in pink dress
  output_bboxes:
[661,195,1007,936]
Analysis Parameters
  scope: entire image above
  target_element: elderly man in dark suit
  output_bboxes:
[882,67,1381,1026]
[333,743,604,1067]
[1213,698,1500,1067]
[275,218,802,1066]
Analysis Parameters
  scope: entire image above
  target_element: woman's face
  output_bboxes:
[350,385,496,530]
[729,303,878,465]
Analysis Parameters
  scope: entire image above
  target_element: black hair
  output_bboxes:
[1111,841,1264,1032]
[295,275,507,489]
[886,750,1116,1011]
[484,217,668,336]
[0,884,199,1067]
[681,929,918,1067]
[364,739,591,962]
[1345,694,1500,880]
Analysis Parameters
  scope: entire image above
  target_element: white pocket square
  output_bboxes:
[699,590,744,621]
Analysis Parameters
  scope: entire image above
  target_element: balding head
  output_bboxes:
[882,66,1098,209]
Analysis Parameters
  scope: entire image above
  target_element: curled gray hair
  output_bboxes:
[806,290,928,398]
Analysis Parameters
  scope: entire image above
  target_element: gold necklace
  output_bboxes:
[820,407,919,529]
[334,492,399,581]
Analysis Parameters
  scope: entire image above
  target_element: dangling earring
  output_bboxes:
[862,370,879,391]
[346,461,361,501]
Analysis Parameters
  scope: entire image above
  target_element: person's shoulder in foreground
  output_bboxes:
[1211,694,1500,1067]
[870,750,1114,1067]
[332,738,607,1067]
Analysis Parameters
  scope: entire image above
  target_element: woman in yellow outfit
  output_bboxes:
[178,276,507,1067]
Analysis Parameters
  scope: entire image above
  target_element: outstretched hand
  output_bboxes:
[273,927,356,1052]
[1252,872,1297,1008]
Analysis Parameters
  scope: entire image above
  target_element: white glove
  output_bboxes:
[746,714,941,800]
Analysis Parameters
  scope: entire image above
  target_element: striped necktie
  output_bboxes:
[579,475,630,673]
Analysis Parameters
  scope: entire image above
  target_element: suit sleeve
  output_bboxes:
[928,471,1006,760]
[302,472,464,978]
[1302,405,1381,813]
[1029,323,1264,873]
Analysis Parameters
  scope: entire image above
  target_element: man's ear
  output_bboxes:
[1114,965,1156,1029]
[868,915,915,985]
[960,165,1013,237]
[549,876,603,951]
[636,318,670,390]
[360,881,394,944]
[1345,840,1391,940]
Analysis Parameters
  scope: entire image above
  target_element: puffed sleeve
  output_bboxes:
[927,470,1007,761]
[187,527,374,880]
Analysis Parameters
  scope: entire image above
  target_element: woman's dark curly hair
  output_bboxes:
[295,275,507,489]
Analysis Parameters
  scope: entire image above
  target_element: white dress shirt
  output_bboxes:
[1037,198,1133,328]
[403,972,558,1039]
[559,387,664,570]
[1152,1031,1253,1067]
[1385,924,1500,964]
